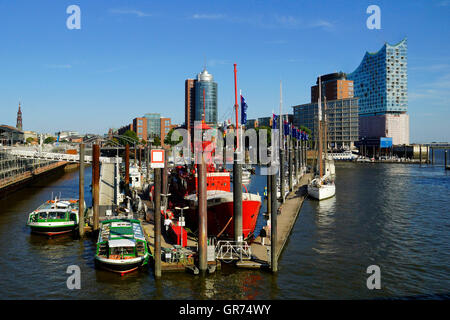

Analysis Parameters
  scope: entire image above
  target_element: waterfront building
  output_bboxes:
[245,119,258,129]
[185,78,197,134]
[346,38,409,145]
[311,72,354,103]
[144,113,161,138]
[132,117,148,142]
[293,97,359,149]
[0,125,24,145]
[16,103,22,131]
[195,68,218,125]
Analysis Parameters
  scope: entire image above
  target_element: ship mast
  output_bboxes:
[234,64,239,153]
[279,80,283,151]
[318,77,323,178]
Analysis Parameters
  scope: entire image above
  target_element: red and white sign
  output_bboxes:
[151,149,165,168]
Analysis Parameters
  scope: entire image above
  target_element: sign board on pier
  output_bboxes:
[151,149,165,168]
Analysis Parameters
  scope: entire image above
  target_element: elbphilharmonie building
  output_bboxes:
[347,38,409,145]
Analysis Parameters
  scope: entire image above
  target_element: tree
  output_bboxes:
[26,137,34,144]
[164,128,183,146]
[153,136,161,147]
[119,130,139,146]
[44,137,56,144]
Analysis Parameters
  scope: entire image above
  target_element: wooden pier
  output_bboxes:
[140,211,221,273]
[237,172,313,269]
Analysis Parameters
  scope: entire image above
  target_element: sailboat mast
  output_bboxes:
[318,77,323,177]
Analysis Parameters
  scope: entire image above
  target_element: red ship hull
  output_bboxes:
[184,191,261,239]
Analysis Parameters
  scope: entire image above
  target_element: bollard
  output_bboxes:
[79,143,85,237]
[154,167,162,278]
[92,144,100,231]
[198,153,208,272]
[233,151,243,246]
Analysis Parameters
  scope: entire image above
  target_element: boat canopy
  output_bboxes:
[108,239,135,248]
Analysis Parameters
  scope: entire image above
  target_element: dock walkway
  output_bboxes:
[238,173,313,269]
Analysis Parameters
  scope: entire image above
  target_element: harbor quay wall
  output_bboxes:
[0,160,68,197]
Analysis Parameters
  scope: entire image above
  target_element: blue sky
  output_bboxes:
[0,0,449,142]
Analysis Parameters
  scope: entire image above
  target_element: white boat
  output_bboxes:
[329,150,357,161]
[307,175,336,200]
[307,78,336,201]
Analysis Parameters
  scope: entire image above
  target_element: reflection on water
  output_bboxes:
[0,162,449,299]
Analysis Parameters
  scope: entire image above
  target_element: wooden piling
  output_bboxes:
[154,167,162,278]
[78,143,85,237]
[125,144,130,185]
[445,150,448,169]
[432,147,435,165]
[288,140,293,191]
[198,153,208,272]
[270,171,278,272]
[419,145,422,165]
[267,171,271,215]
[92,144,100,231]
[280,148,285,202]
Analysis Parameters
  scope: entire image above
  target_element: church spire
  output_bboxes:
[16,102,23,131]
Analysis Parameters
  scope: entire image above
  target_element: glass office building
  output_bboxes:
[144,113,161,138]
[293,97,359,149]
[346,38,409,144]
[347,38,408,115]
[195,69,218,124]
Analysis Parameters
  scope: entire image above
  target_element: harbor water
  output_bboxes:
[0,158,449,299]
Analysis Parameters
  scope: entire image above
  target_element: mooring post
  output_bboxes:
[445,150,448,169]
[280,147,285,203]
[198,152,208,272]
[92,144,100,231]
[154,167,162,278]
[419,144,422,165]
[162,149,168,196]
[288,139,293,192]
[146,146,149,183]
[125,144,130,185]
[267,170,271,215]
[79,143,85,237]
[233,151,243,247]
[270,169,278,272]
[432,147,434,165]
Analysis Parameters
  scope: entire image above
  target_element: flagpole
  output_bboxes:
[234,64,239,152]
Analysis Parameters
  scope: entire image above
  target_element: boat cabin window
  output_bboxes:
[48,212,58,220]
[57,212,66,219]
[39,212,48,220]
[109,247,135,257]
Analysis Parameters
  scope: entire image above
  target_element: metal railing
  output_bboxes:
[215,240,252,261]
[6,149,121,164]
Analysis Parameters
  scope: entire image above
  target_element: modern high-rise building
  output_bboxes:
[185,79,197,134]
[311,72,354,103]
[195,68,218,125]
[346,38,409,145]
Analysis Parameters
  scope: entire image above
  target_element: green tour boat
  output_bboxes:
[26,198,84,236]
[95,218,150,275]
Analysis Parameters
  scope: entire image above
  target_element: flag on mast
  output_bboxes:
[240,94,248,125]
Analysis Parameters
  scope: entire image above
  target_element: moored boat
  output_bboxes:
[26,197,82,236]
[94,218,150,275]
[307,175,336,200]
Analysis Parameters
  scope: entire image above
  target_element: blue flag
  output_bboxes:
[283,120,289,136]
[272,114,278,129]
[241,95,248,125]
